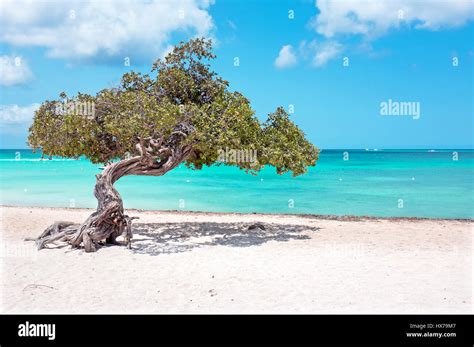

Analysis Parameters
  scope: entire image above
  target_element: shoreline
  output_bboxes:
[1,204,472,223]
[1,205,472,313]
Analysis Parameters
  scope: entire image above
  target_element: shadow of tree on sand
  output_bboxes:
[130,222,320,256]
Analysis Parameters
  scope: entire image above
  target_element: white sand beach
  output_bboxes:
[1,206,472,314]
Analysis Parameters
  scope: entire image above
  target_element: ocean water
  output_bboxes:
[0,149,473,219]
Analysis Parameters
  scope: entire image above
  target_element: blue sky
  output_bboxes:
[0,0,473,149]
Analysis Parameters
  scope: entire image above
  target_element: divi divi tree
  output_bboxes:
[28,39,319,252]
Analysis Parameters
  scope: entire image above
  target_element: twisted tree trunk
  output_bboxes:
[33,144,192,252]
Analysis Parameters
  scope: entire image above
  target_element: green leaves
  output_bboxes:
[28,38,319,175]
[260,107,319,176]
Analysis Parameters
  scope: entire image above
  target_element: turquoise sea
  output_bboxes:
[0,149,473,219]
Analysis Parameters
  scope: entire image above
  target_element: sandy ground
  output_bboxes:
[0,206,472,314]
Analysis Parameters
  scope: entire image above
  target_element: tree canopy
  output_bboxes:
[28,38,319,176]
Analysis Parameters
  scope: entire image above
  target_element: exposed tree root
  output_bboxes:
[33,214,135,252]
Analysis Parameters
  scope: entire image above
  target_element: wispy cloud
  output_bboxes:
[311,41,343,67]
[227,20,237,30]
[296,40,344,68]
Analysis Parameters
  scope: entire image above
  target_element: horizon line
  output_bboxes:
[1,147,473,151]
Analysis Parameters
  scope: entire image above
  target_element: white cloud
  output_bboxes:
[0,0,215,61]
[298,40,343,67]
[275,45,297,68]
[0,55,33,86]
[302,0,474,67]
[0,103,40,125]
[312,41,343,67]
[312,0,474,38]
